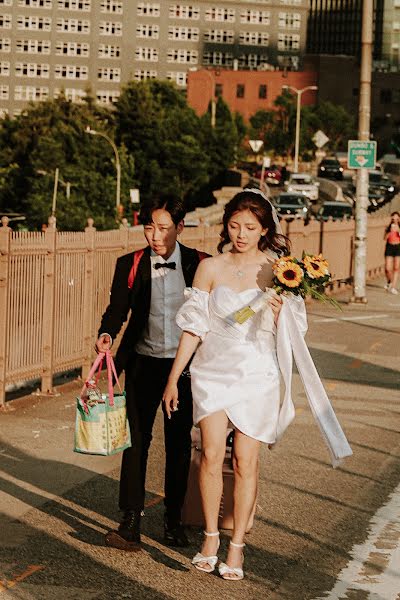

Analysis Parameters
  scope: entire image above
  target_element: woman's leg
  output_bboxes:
[197,411,228,560]
[385,255,393,286]
[225,430,260,574]
[391,256,400,290]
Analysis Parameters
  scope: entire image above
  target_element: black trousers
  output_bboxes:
[119,353,193,523]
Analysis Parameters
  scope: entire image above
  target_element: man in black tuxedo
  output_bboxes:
[96,195,207,551]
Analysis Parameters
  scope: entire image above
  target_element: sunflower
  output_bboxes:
[274,261,303,288]
[303,254,330,279]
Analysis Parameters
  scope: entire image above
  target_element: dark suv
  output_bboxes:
[318,157,344,180]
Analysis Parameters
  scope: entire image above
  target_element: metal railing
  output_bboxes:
[0,214,387,406]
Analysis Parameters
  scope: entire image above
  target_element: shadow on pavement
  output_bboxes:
[309,347,399,391]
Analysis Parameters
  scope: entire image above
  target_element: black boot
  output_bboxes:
[164,514,189,548]
[105,511,141,551]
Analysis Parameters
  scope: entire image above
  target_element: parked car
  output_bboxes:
[367,187,386,212]
[316,201,353,221]
[285,173,319,202]
[368,170,396,200]
[273,192,311,223]
[318,157,344,180]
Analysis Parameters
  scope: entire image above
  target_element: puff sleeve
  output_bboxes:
[176,287,210,341]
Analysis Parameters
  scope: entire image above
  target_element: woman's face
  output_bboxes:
[227,209,267,253]
[391,213,400,225]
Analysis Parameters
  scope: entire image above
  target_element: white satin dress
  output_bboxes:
[176,285,281,444]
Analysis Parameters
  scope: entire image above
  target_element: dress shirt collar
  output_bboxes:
[151,243,181,269]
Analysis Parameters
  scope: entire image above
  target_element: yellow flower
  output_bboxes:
[274,261,303,288]
[303,254,330,279]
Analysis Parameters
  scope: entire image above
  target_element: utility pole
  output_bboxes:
[352,0,373,303]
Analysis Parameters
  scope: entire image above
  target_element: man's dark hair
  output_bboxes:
[139,194,187,226]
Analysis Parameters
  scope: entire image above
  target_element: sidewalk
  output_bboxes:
[0,278,399,600]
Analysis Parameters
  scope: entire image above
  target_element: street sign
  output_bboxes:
[249,139,263,153]
[313,130,329,149]
[262,156,271,168]
[130,188,140,204]
[348,140,377,169]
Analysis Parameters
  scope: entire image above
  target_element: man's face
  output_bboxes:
[143,208,183,258]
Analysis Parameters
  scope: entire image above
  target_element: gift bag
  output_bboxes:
[74,351,131,456]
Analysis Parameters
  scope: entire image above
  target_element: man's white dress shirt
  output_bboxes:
[135,244,186,358]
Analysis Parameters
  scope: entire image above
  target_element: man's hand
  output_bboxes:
[95,334,112,354]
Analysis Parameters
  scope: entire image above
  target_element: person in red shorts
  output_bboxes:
[384,211,400,294]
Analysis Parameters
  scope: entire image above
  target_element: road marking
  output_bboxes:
[313,314,389,323]
[0,565,45,593]
[314,481,400,600]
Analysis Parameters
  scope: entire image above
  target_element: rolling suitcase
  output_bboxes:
[182,427,256,532]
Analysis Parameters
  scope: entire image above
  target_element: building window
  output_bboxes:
[14,85,49,100]
[99,20,122,35]
[205,7,235,22]
[54,87,86,102]
[166,71,187,86]
[18,0,52,7]
[0,1,12,6]
[96,89,120,104]
[236,84,245,98]
[0,14,12,28]
[98,44,120,58]
[97,66,120,81]
[277,54,299,69]
[204,29,234,43]
[135,47,158,62]
[55,41,89,56]
[278,12,301,28]
[0,84,8,99]
[239,31,269,46]
[238,53,269,69]
[393,22,400,31]
[15,62,50,77]
[100,0,122,13]
[203,51,233,66]
[54,64,88,79]
[167,48,198,63]
[57,18,90,33]
[240,9,270,24]
[137,2,160,17]
[168,26,199,41]
[0,60,9,75]
[17,16,52,30]
[134,69,157,80]
[280,0,301,4]
[169,5,200,19]
[277,33,300,50]
[259,84,267,99]
[136,24,159,38]
[16,39,51,54]
[215,83,223,97]
[0,37,10,51]
[380,89,392,104]
[57,0,91,9]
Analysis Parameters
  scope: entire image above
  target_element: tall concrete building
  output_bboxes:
[0,0,309,117]
[379,0,400,71]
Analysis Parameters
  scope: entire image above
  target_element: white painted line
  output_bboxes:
[314,481,400,600]
[312,314,389,323]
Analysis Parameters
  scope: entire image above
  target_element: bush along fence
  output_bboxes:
[0,214,387,407]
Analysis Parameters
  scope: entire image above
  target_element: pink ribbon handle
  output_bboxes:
[80,351,122,412]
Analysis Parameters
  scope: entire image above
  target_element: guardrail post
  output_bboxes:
[40,215,57,394]
[0,217,11,408]
[82,218,96,378]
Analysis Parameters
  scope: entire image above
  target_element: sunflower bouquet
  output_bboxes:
[235,253,339,324]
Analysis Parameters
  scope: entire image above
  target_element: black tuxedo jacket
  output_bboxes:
[99,243,207,374]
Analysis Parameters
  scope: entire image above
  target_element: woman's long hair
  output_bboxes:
[217,190,290,256]
[385,211,400,234]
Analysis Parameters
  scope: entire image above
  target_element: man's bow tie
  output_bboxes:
[154,262,176,270]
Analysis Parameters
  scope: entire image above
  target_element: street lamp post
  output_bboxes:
[37,168,72,218]
[282,85,318,173]
[85,126,121,212]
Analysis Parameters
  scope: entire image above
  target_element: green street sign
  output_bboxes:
[347,140,377,169]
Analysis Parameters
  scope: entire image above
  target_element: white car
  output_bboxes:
[285,173,319,202]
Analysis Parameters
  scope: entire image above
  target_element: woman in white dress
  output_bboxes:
[162,190,288,581]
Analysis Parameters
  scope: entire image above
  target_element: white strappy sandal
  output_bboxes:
[218,541,245,581]
[191,531,220,573]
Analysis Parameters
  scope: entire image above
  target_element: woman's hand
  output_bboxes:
[162,378,179,419]
[269,292,283,324]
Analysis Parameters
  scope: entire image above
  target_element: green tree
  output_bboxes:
[0,95,135,230]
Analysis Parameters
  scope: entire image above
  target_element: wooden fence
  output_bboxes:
[0,214,387,406]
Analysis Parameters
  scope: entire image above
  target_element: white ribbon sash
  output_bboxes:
[276,297,353,467]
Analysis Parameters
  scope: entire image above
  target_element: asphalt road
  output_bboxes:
[0,280,399,600]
